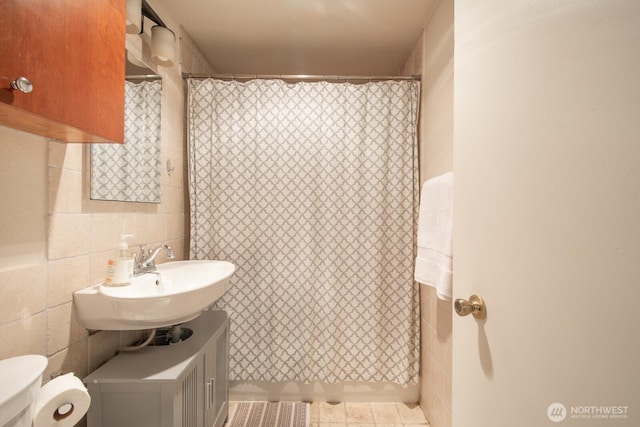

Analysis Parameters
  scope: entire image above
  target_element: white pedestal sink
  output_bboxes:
[74,260,235,330]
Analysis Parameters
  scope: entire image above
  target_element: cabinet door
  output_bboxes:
[213,326,229,424]
[203,327,230,427]
[180,358,204,427]
[203,339,217,427]
[0,0,125,143]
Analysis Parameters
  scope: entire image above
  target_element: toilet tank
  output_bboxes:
[0,355,48,427]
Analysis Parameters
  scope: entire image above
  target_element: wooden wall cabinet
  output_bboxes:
[0,0,125,143]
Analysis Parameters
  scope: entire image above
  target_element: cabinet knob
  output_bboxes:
[10,77,33,94]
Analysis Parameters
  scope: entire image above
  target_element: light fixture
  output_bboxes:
[125,0,142,34]
[151,25,176,66]
[127,49,148,68]
[126,0,175,67]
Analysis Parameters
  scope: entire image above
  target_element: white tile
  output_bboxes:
[370,403,401,424]
[0,264,47,323]
[396,402,428,424]
[0,313,46,360]
[316,402,346,423]
[47,302,87,355]
[48,166,82,214]
[48,256,90,307]
[345,403,374,424]
[48,214,91,260]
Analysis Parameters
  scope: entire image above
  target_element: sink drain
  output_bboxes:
[151,326,193,346]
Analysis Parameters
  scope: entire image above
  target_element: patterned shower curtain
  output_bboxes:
[187,78,420,385]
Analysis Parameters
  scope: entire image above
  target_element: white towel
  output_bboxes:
[414,172,453,300]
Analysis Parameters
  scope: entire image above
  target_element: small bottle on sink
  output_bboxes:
[105,235,134,287]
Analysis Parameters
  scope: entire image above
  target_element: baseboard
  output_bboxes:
[229,380,419,403]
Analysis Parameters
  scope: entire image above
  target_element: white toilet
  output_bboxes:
[0,355,48,427]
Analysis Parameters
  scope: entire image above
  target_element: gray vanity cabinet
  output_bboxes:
[84,311,229,427]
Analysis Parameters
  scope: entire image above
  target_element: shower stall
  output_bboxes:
[186,76,421,402]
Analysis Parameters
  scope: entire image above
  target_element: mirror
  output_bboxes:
[90,52,162,203]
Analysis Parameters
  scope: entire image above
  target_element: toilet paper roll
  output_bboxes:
[33,373,91,427]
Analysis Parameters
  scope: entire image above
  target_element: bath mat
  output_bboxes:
[228,402,308,427]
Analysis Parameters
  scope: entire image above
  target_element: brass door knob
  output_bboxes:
[454,295,486,320]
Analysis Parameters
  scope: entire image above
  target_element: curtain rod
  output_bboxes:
[182,73,421,82]
[126,74,162,81]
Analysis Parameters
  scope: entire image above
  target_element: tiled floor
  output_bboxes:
[310,402,429,426]
[226,401,429,426]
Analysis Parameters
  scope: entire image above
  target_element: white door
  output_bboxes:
[453,1,640,426]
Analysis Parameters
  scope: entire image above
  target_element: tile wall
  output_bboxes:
[0,3,214,389]
[399,1,454,426]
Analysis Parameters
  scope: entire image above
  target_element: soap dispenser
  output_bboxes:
[105,234,134,287]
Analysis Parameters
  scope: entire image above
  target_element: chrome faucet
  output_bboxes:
[134,244,176,275]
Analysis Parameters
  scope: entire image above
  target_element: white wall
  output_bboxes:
[400,1,454,425]
[453,0,640,425]
[0,0,209,388]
